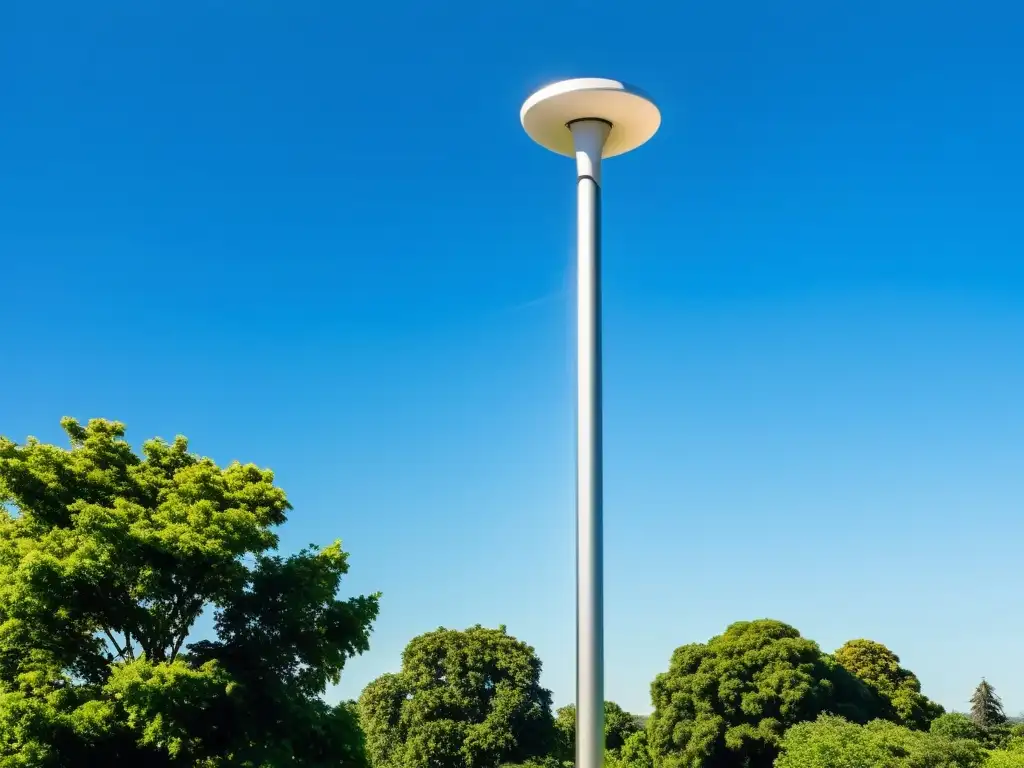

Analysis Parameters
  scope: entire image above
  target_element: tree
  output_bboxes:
[0,417,378,766]
[775,714,986,768]
[989,732,1024,766]
[970,679,1006,730]
[615,730,653,768]
[553,701,642,759]
[646,619,882,768]
[931,708,1016,751]
[497,760,563,768]
[929,712,982,742]
[553,705,575,762]
[358,625,555,768]
[833,639,943,729]
[987,751,1024,768]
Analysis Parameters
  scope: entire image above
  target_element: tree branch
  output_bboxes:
[103,627,129,661]
[93,582,142,661]
[170,598,204,662]
[162,582,192,647]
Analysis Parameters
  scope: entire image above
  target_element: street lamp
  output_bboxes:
[520,78,660,768]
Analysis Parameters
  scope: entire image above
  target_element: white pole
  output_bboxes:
[521,76,658,768]
[569,118,610,768]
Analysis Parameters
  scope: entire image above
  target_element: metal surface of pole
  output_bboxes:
[570,118,610,768]
[519,76,659,768]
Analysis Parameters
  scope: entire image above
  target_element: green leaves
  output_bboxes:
[775,715,987,768]
[833,638,944,730]
[987,753,1024,768]
[103,658,229,760]
[0,419,294,666]
[0,418,378,766]
[358,625,555,768]
[646,619,882,768]
[552,700,642,761]
[190,542,380,698]
[931,712,983,742]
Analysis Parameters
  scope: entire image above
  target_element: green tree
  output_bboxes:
[774,714,987,768]
[987,752,1024,768]
[988,733,1024,766]
[358,625,555,768]
[931,709,1017,751]
[553,704,575,762]
[497,760,563,768]
[617,730,653,768]
[930,712,982,742]
[0,417,378,766]
[646,619,882,768]
[971,680,1007,730]
[553,701,642,759]
[833,639,943,729]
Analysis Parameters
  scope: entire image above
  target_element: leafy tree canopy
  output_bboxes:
[775,715,986,768]
[0,418,378,766]
[553,700,642,759]
[833,639,943,729]
[609,730,653,768]
[987,751,1024,768]
[646,619,882,768]
[358,625,555,768]
[987,734,1024,767]
[930,712,983,742]
[497,759,564,768]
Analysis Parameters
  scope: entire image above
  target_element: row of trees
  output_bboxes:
[356,620,1024,768]
[0,419,1018,767]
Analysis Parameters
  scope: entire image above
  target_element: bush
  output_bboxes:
[776,715,986,768]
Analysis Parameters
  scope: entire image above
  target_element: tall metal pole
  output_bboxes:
[520,75,659,768]
[570,118,610,768]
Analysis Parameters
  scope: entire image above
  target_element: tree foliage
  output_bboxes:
[971,679,1006,730]
[6,419,1022,768]
[553,700,642,759]
[987,751,1024,768]
[833,639,943,729]
[497,760,564,768]
[930,712,982,742]
[775,714,986,768]
[358,625,555,768]
[987,734,1024,768]
[615,730,653,768]
[646,619,882,768]
[0,418,378,766]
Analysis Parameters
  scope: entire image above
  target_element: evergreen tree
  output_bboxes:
[970,679,1007,729]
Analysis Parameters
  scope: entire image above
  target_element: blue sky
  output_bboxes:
[3,0,1023,717]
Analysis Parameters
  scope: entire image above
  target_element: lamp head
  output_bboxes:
[520,77,661,159]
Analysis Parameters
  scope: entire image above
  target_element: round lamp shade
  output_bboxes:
[520,78,661,159]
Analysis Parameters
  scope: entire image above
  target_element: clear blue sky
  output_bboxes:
[3,0,1023,717]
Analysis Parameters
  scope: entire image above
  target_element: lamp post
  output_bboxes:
[520,79,660,768]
